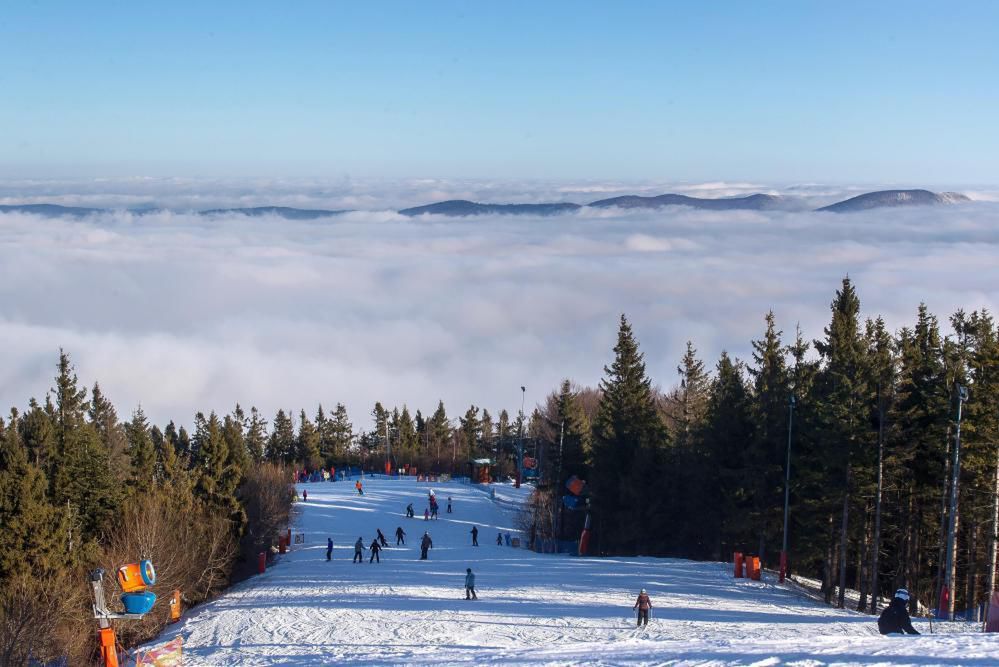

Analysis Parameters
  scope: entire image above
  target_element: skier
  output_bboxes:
[355,480,364,496]
[376,529,388,548]
[395,526,406,545]
[353,537,366,563]
[496,532,502,546]
[633,589,652,627]
[878,589,920,635]
[369,538,381,563]
[303,489,308,502]
[326,537,333,561]
[447,496,453,513]
[430,502,439,520]
[470,526,479,547]
[465,568,477,600]
[505,533,511,546]
[420,532,433,560]
[406,503,415,518]
[424,508,430,521]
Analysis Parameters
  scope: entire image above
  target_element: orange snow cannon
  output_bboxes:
[117,560,156,593]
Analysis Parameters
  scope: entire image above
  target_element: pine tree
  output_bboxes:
[0,417,72,580]
[297,410,322,470]
[269,409,295,463]
[245,407,268,464]
[125,405,155,487]
[223,405,249,482]
[330,403,353,462]
[591,315,668,554]
[460,405,481,462]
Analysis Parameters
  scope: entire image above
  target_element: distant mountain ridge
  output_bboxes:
[398,200,581,217]
[588,193,785,211]
[817,189,971,213]
[0,189,973,219]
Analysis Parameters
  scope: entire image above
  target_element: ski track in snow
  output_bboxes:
[137,479,999,666]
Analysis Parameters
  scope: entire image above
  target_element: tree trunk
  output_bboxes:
[869,392,886,613]
[838,466,851,609]
[947,509,959,619]
[967,520,978,621]
[858,504,871,611]
[824,513,835,604]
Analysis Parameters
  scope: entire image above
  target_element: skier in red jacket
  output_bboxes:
[633,589,652,626]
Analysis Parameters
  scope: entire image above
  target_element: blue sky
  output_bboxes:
[1,1,997,183]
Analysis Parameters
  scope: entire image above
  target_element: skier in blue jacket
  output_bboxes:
[465,568,477,600]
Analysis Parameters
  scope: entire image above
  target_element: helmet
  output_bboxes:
[467,568,472,573]
[895,588,910,601]
[640,588,646,594]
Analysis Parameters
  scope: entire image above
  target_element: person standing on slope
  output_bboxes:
[302,489,308,502]
[355,480,364,495]
[353,537,366,563]
[496,532,502,546]
[420,532,433,560]
[376,528,388,548]
[465,568,478,600]
[406,503,415,518]
[369,538,382,563]
[633,589,652,627]
[878,589,920,635]
[424,508,430,521]
[470,526,479,546]
[326,537,333,561]
[447,496,453,513]
[395,526,406,545]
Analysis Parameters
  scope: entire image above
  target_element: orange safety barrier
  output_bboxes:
[278,535,287,554]
[734,552,744,578]
[748,556,762,581]
[258,551,267,574]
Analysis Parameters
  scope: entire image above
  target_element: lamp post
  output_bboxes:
[552,419,565,549]
[942,384,969,620]
[780,394,796,583]
[516,386,526,489]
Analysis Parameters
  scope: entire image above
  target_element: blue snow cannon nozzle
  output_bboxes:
[121,591,157,614]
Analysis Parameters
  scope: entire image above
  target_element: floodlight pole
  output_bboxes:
[780,394,795,582]
[516,386,525,489]
[942,384,968,620]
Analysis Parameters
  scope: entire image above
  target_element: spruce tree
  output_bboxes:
[269,409,296,463]
[125,405,155,487]
[330,403,353,462]
[591,315,668,554]
[245,407,268,464]
[297,410,322,470]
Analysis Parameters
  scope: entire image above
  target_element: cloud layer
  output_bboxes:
[2,186,998,428]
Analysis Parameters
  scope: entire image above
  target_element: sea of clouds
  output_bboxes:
[1,179,997,427]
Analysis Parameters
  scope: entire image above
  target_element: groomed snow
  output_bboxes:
[139,477,998,665]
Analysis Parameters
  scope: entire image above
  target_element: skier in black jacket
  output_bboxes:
[369,538,382,563]
[376,529,388,548]
[395,526,406,545]
[420,532,433,560]
[877,589,920,635]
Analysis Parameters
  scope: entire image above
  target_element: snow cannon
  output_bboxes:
[117,559,156,593]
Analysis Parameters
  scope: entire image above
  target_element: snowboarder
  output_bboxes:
[496,533,502,546]
[395,526,406,545]
[424,508,430,521]
[353,537,366,563]
[369,538,381,563]
[355,480,364,496]
[406,503,415,518]
[430,503,439,520]
[376,529,388,548]
[465,568,477,600]
[470,526,479,546]
[633,589,652,626]
[303,489,308,502]
[420,532,433,560]
[326,537,333,561]
[447,496,453,513]
[878,589,920,635]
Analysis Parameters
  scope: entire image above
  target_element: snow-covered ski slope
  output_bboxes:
[142,477,997,665]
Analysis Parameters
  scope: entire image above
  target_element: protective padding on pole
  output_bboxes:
[258,552,267,574]
[938,585,950,619]
[779,550,788,582]
[278,535,287,554]
[734,552,744,578]
[986,592,999,632]
[169,589,181,623]
[749,556,762,581]
[99,627,119,667]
